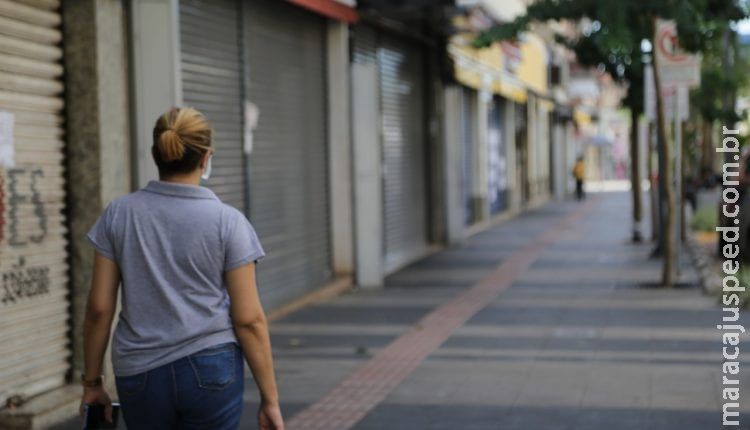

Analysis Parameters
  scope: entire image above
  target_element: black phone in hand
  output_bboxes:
[82,402,120,429]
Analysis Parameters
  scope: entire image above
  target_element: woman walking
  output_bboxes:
[79,107,284,429]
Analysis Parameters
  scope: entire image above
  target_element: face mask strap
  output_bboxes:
[201,154,212,181]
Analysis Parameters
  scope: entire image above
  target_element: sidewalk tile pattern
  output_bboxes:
[285,198,600,429]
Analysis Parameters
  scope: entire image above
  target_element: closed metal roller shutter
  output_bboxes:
[379,34,428,272]
[461,87,475,225]
[488,97,507,214]
[180,0,245,211]
[352,25,377,66]
[515,102,529,205]
[0,0,69,406]
[244,0,331,309]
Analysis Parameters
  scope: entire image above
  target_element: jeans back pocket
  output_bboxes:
[187,343,237,390]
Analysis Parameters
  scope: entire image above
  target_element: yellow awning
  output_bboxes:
[454,64,483,91]
[448,30,547,104]
[498,80,527,104]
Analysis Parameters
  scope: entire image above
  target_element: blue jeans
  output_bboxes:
[115,343,244,430]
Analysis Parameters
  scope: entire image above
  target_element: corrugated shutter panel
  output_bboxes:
[180,0,245,211]
[379,34,428,272]
[488,97,507,214]
[0,0,69,406]
[244,0,331,309]
[461,87,475,225]
[352,25,377,65]
[515,102,529,205]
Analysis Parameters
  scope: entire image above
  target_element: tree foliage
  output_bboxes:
[471,0,748,288]
[472,0,748,117]
[474,0,746,50]
[690,24,747,124]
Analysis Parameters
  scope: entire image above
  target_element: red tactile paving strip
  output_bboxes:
[286,198,600,430]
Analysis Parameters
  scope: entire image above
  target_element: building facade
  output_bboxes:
[0,0,599,427]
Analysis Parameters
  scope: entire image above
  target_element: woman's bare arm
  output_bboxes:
[80,252,120,421]
[225,263,284,430]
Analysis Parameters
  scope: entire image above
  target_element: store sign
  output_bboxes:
[645,64,689,121]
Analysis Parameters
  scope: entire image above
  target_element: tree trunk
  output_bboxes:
[722,27,736,165]
[630,108,643,242]
[652,17,675,288]
[681,120,688,243]
[701,118,714,182]
[648,122,658,241]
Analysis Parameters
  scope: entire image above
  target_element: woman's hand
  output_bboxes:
[258,400,284,430]
[80,252,120,424]
[79,386,114,423]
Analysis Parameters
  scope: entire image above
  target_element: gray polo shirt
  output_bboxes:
[87,180,264,376]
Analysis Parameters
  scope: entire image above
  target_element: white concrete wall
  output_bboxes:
[351,62,383,289]
[444,86,465,244]
[130,0,182,187]
[526,96,537,200]
[64,0,132,392]
[552,121,565,200]
[539,106,552,197]
[327,22,354,276]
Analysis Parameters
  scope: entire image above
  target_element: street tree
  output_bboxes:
[473,0,747,288]
[690,24,746,183]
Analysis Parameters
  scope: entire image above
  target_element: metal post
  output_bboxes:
[674,88,682,279]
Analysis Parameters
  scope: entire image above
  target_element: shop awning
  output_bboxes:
[286,0,359,23]
[449,41,528,103]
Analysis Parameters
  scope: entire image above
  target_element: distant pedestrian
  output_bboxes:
[79,107,284,430]
[573,156,586,200]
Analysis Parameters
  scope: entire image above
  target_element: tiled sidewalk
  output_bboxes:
[248,192,750,430]
[54,192,749,429]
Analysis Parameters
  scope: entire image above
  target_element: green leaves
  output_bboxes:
[470,0,748,117]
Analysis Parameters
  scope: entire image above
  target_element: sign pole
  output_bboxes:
[673,88,682,280]
[654,20,699,283]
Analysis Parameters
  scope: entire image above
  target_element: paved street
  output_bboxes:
[56,191,750,429]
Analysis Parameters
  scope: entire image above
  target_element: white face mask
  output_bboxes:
[201,156,212,181]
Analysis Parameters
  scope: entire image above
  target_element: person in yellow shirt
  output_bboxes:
[573,156,585,200]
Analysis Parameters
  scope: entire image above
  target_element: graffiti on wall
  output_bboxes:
[7,168,47,246]
[1,166,52,306]
[2,257,50,304]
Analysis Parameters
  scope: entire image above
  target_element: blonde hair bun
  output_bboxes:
[152,107,213,173]
[159,128,185,162]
